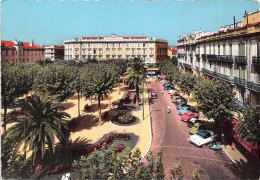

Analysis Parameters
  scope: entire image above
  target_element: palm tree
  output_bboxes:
[2,92,71,171]
[124,58,147,107]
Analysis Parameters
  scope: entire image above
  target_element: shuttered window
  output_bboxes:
[223,45,226,55]
[229,44,232,55]
[239,66,245,79]
[239,43,245,56]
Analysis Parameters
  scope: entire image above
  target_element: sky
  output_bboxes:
[1,0,259,46]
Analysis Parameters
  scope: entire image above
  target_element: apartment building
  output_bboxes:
[45,45,64,61]
[64,33,168,64]
[1,40,45,63]
[167,47,177,59]
[177,11,260,106]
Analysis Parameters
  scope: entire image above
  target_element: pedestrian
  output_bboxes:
[161,90,163,94]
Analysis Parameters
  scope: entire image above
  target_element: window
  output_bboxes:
[209,45,211,54]
[88,43,90,47]
[93,50,96,54]
[239,66,245,79]
[204,46,206,54]
[239,43,245,56]
[132,50,135,54]
[229,44,232,55]
[143,43,145,47]
[6,50,8,56]
[143,50,146,54]
[27,58,29,62]
[218,45,220,55]
[213,45,215,54]
[223,45,226,55]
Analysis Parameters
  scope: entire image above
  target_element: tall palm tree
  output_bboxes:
[2,92,71,171]
[124,58,147,107]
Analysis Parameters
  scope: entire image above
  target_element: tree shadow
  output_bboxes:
[83,103,108,113]
[101,109,120,124]
[69,114,98,132]
[55,137,92,151]
[63,102,75,110]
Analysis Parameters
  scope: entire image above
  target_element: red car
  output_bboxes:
[151,91,158,99]
[181,112,199,122]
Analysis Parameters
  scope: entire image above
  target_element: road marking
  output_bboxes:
[160,145,210,150]
[162,154,233,163]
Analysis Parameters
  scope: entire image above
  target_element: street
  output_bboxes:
[147,80,244,180]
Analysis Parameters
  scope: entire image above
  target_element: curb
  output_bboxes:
[222,146,243,173]
[141,82,153,161]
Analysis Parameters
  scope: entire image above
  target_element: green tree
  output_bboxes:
[33,63,77,102]
[2,93,71,171]
[235,105,260,145]
[156,148,165,179]
[124,58,147,107]
[193,79,236,135]
[179,73,196,99]
[1,64,24,133]
[80,64,117,126]
[171,161,183,180]
[192,170,200,180]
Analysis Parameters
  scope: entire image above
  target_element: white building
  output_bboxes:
[64,33,168,64]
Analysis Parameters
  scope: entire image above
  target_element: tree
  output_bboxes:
[193,79,236,135]
[235,105,260,145]
[33,63,77,102]
[192,170,200,180]
[80,64,117,126]
[171,161,183,180]
[72,147,165,179]
[156,148,165,179]
[124,58,147,107]
[2,92,71,171]
[1,64,24,133]
[178,73,196,100]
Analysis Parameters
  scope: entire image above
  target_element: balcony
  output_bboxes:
[247,81,260,93]
[252,56,260,65]
[235,99,246,110]
[202,54,207,60]
[234,77,246,86]
[235,56,247,64]
[183,63,191,69]
[225,55,233,63]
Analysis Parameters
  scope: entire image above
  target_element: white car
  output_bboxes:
[189,130,216,147]
[168,89,175,94]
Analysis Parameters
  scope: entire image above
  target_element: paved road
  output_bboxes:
[147,80,243,180]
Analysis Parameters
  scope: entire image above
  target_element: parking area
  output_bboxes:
[147,78,243,180]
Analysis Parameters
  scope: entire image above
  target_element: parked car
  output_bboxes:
[166,86,175,90]
[151,91,158,99]
[189,122,202,135]
[168,89,176,94]
[171,92,180,97]
[176,103,189,110]
[181,112,199,122]
[175,98,187,105]
[208,142,222,150]
[178,106,196,115]
[171,96,181,103]
[189,130,216,147]
[187,118,201,127]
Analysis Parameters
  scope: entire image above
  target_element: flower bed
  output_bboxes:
[47,165,72,176]
[71,133,132,159]
[114,112,136,124]
[115,144,125,152]
[123,91,132,104]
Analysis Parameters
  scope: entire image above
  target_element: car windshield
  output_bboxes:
[196,131,210,138]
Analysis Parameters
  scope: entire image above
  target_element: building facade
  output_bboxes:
[177,11,260,106]
[1,40,45,63]
[64,34,168,63]
[167,47,177,59]
[45,45,64,61]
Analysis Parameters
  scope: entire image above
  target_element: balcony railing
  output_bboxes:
[202,68,234,83]
[234,77,246,86]
[202,54,207,60]
[235,99,246,110]
[183,63,191,69]
[252,56,260,65]
[225,55,233,63]
[235,56,247,64]
[247,81,260,92]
